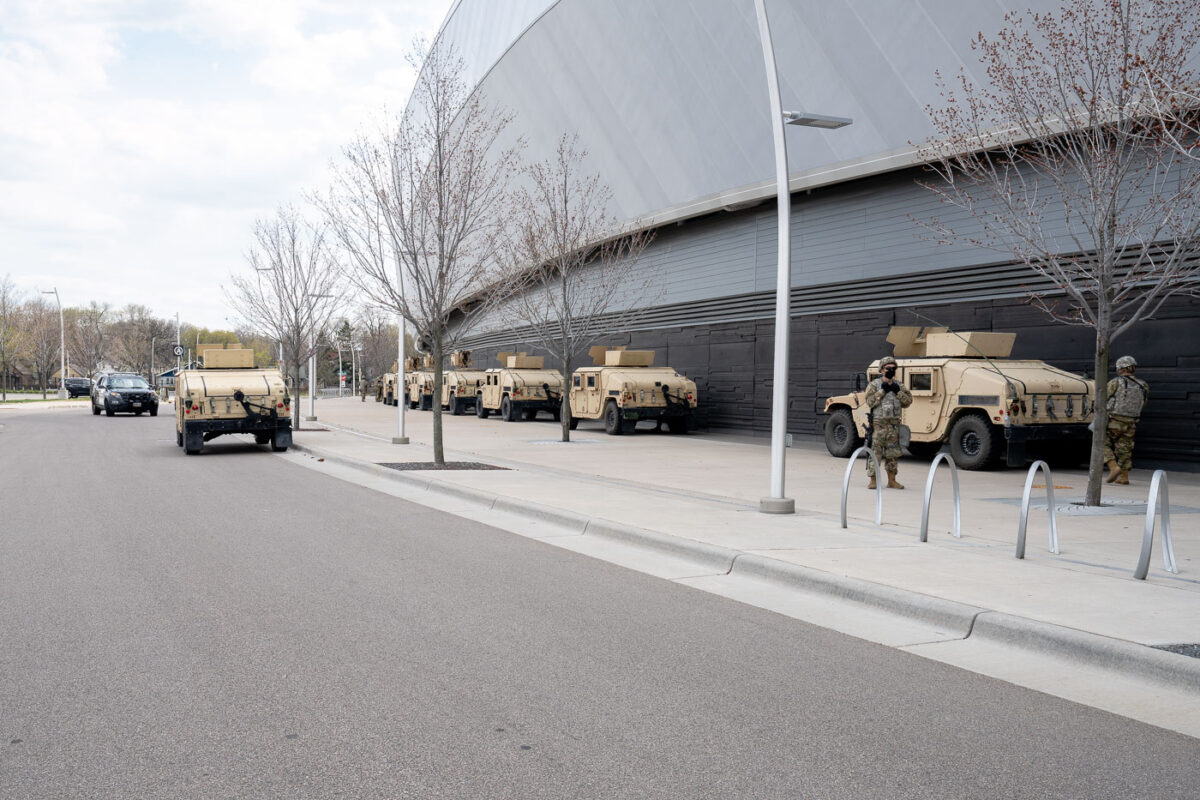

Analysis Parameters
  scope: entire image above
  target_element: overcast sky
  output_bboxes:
[0,0,456,329]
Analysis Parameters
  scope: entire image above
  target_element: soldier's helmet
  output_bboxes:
[880,355,898,367]
[1116,355,1137,371]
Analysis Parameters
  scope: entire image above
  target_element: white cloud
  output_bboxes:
[0,0,454,327]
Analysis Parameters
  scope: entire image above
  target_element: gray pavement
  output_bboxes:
[278,396,1200,737]
[4,404,1200,798]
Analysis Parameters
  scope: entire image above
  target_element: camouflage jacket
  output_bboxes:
[865,377,912,420]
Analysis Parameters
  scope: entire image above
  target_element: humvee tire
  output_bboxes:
[475,398,490,419]
[254,432,271,445]
[604,401,625,435]
[666,417,688,435]
[176,429,183,447]
[906,441,942,460]
[824,409,861,457]
[569,417,579,430]
[949,413,1000,469]
[184,422,203,455]
[501,396,517,422]
[419,394,432,411]
[523,408,538,421]
[271,427,290,452]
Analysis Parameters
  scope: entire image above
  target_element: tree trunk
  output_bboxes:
[1084,332,1111,506]
[560,362,571,442]
[431,332,444,466]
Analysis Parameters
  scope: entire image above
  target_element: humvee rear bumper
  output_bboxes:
[188,417,292,442]
[1004,423,1091,467]
[619,405,693,422]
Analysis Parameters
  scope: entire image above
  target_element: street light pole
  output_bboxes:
[393,262,409,445]
[304,293,333,422]
[42,289,66,399]
[754,0,852,514]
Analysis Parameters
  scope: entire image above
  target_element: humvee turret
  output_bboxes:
[405,355,435,410]
[568,347,697,435]
[440,351,487,415]
[476,352,565,422]
[175,345,292,455]
[822,327,1095,469]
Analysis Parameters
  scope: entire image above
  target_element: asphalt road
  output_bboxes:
[2,408,1198,799]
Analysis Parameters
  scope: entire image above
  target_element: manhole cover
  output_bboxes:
[377,462,509,471]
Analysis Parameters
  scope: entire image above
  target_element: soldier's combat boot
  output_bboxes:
[867,475,877,490]
[1105,459,1120,483]
[886,469,904,490]
[1116,469,1130,485]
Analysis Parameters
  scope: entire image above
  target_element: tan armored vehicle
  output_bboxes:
[822,326,1095,469]
[175,345,292,455]
[476,352,565,422]
[405,355,435,410]
[377,362,400,405]
[569,346,697,435]
[440,351,487,416]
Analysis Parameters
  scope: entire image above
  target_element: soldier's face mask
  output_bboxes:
[883,366,896,378]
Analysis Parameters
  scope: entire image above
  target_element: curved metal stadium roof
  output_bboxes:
[423,0,1066,229]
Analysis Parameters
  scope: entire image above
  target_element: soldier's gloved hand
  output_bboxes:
[885,382,899,393]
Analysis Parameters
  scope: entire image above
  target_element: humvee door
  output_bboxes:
[902,366,944,434]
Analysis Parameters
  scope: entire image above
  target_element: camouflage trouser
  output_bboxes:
[1104,416,1138,470]
[866,418,902,477]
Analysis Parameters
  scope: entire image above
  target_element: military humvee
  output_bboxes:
[822,326,1095,469]
[569,346,697,435]
[476,352,565,421]
[175,345,292,456]
[405,355,435,410]
[440,351,487,415]
[377,362,400,405]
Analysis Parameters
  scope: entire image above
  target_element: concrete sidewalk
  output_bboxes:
[283,397,1199,735]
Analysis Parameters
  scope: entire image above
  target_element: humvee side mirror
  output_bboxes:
[854,372,865,392]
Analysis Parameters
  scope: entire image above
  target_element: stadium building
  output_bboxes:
[429,0,1199,466]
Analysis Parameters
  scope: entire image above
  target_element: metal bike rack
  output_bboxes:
[1015,460,1059,559]
[841,445,883,528]
[919,452,961,542]
[1133,470,1178,580]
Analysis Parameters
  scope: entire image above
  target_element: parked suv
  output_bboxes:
[63,377,91,397]
[92,373,158,417]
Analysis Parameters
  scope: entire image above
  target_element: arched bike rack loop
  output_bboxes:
[1015,460,1059,559]
[1133,470,1178,580]
[920,453,961,542]
[841,446,883,528]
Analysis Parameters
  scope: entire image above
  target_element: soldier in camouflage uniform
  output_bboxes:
[865,355,913,489]
[1103,355,1148,485]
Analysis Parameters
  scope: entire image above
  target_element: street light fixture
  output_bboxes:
[754,0,853,514]
[41,289,66,399]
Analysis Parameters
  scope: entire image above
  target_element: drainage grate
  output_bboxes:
[1153,644,1200,659]
[377,461,509,471]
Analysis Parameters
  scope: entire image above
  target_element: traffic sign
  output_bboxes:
[172,344,184,357]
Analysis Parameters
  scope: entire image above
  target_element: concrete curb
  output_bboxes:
[971,612,1200,692]
[289,439,1200,692]
[729,553,984,636]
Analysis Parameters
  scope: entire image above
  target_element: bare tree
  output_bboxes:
[23,297,61,398]
[318,41,521,464]
[225,205,344,429]
[499,135,655,441]
[109,304,174,379]
[70,301,110,377]
[916,0,1200,504]
[0,275,25,400]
